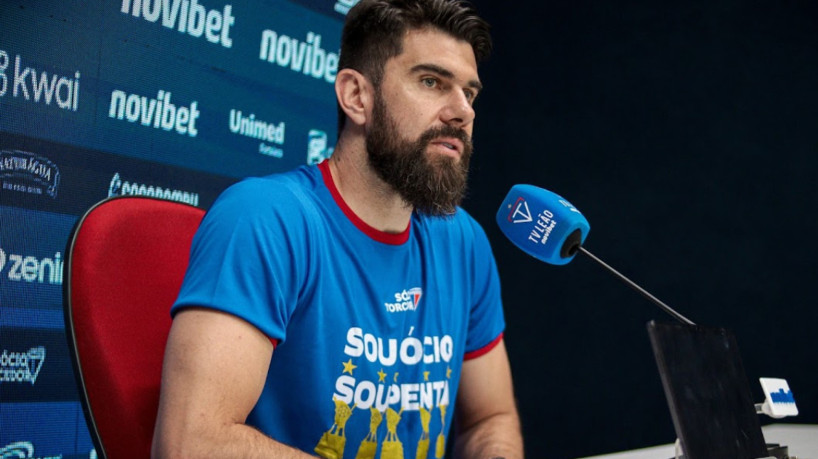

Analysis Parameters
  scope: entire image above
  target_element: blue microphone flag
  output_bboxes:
[496,185,591,265]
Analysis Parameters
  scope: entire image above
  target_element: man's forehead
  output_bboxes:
[391,28,479,80]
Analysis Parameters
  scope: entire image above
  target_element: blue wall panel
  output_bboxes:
[0,0,348,450]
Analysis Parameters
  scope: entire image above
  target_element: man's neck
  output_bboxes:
[327,137,413,234]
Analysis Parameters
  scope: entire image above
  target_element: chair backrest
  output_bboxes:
[64,196,205,459]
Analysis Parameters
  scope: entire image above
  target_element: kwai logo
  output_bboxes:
[120,0,235,48]
[0,346,46,385]
[259,30,338,83]
[108,172,200,206]
[0,150,60,198]
[0,49,80,112]
[0,248,63,285]
[0,441,62,459]
[384,287,422,313]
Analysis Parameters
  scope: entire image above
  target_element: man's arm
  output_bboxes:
[151,307,315,458]
[453,339,524,459]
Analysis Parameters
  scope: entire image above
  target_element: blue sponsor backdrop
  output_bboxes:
[1,0,348,452]
[1,0,340,178]
[0,206,74,311]
[1,328,79,402]
[0,401,94,459]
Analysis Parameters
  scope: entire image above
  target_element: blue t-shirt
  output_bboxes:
[173,162,505,459]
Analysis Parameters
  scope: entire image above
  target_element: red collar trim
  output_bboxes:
[318,161,411,245]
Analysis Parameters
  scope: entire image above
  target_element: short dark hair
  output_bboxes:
[337,0,492,132]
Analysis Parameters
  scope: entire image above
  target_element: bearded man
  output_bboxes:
[152,1,523,458]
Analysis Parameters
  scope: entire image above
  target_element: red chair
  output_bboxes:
[64,196,205,459]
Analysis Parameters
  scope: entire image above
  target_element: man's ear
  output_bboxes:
[335,68,372,127]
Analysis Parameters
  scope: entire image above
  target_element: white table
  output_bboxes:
[577,424,818,459]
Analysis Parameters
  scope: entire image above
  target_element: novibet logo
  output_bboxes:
[120,0,235,48]
[108,89,200,137]
[259,30,338,84]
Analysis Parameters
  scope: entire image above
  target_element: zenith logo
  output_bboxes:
[508,197,532,223]
[384,287,422,313]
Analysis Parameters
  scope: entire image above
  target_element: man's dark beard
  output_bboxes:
[366,93,473,216]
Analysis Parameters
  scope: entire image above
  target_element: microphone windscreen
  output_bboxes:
[496,185,590,265]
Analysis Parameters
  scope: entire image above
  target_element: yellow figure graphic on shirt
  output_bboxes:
[380,407,405,459]
[315,396,355,459]
[415,406,432,459]
[354,407,383,459]
[435,404,447,458]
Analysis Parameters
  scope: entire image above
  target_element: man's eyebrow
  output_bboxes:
[410,63,483,92]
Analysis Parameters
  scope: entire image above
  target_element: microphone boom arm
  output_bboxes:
[577,246,696,326]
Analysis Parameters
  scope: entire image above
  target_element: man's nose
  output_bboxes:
[440,90,475,128]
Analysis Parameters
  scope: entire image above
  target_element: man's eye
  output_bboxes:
[464,89,476,102]
[422,77,437,88]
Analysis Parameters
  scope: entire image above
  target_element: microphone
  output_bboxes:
[496,184,695,325]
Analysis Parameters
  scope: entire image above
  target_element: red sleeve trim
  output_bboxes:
[463,332,504,360]
[270,338,279,349]
[318,160,411,245]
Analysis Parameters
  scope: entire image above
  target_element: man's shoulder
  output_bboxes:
[215,165,322,211]
[222,165,318,198]
[201,165,327,234]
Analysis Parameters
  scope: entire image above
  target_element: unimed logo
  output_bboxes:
[0,247,63,285]
[228,109,286,158]
[228,109,285,144]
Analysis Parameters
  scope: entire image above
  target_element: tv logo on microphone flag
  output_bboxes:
[497,185,590,265]
[508,198,532,223]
